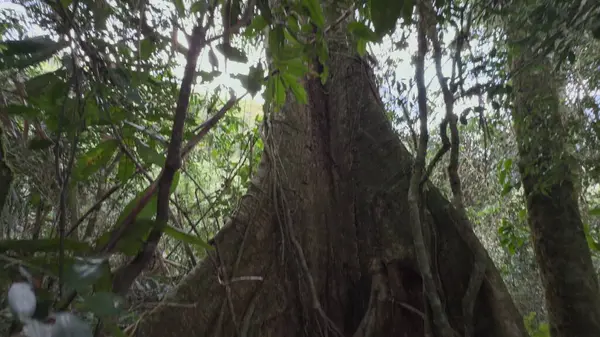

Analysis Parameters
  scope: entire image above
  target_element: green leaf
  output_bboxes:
[281,73,307,104]
[347,22,378,42]
[0,239,92,254]
[215,43,248,63]
[369,0,404,38]
[28,137,54,151]
[5,104,41,119]
[233,64,265,97]
[95,219,156,256]
[139,39,155,60]
[402,0,414,23]
[247,63,265,97]
[0,37,67,70]
[163,225,213,250]
[136,140,165,167]
[117,154,136,183]
[115,188,158,226]
[0,36,58,56]
[73,139,119,181]
[81,292,124,318]
[198,70,222,83]
[271,75,286,108]
[113,171,180,226]
[356,38,367,57]
[302,0,325,28]
[590,207,600,216]
[244,15,268,37]
[63,256,109,292]
[280,58,308,77]
[191,0,208,14]
[173,0,186,16]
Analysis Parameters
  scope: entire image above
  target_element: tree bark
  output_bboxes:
[0,128,13,223]
[509,34,600,337]
[128,35,527,336]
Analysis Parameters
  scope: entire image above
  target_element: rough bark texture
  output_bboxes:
[128,35,528,337]
[509,39,600,337]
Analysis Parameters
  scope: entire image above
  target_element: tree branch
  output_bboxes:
[408,3,455,337]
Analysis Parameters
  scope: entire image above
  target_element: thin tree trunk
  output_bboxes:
[129,33,527,337]
[0,128,13,222]
[508,33,600,337]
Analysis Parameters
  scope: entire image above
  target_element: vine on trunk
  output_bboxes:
[407,2,455,337]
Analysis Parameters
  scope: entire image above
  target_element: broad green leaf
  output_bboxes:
[114,171,180,226]
[80,292,124,317]
[173,0,186,16]
[590,207,600,216]
[136,140,165,167]
[302,0,325,29]
[215,43,248,63]
[198,70,222,83]
[63,256,109,292]
[274,75,286,107]
[0,37,67,70]
[247,63,265,97]
[244,15,268,37]
[402,0,414,23]
[4,104,41,119]
[347,22,378,42]
[256,0,273,24]
[140,39,155,60]
[163,225,213,250]
[0,36,59,56]
[117,153,136,183]
[0,239,92,254]
[92,0,112,30]
[280,58,308,77]
[281,73,307,104]
[356,38,367,57]
[191,0,208,14]
[25,71,67,99]
[95,219,156,256]
[369,0,404,38]
[233,64,264,97]
[28,137,54,151]
[268,26,285,58]
[73,139,119,181]
[115,187,158,226]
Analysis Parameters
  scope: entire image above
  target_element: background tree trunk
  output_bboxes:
[0,129,13,224]
[129,37,527,337]
[508,32,600,337]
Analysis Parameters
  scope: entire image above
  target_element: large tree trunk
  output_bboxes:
[509,32,600,337]
[131,30,527,337]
